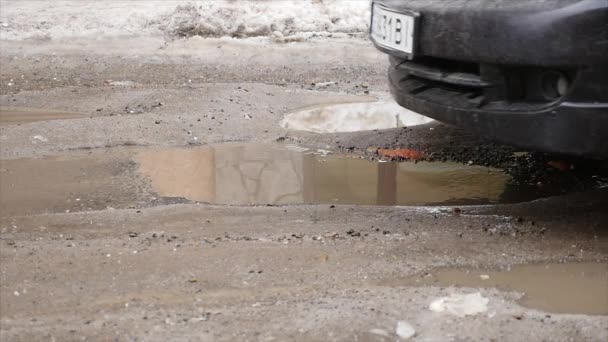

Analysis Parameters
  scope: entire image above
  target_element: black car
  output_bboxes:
[370,0,608,158]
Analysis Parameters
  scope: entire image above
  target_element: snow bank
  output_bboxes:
[0,0,371,41]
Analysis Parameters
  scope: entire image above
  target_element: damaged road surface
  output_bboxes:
[1,35,607,341]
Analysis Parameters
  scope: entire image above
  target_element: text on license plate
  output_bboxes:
[371,4,416,55]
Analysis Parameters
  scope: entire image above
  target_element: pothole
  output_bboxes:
[0,107,86,125]
[135,143,554,206]
[3,143,606,217]
[394,262,608,315]
[280,101,434,133]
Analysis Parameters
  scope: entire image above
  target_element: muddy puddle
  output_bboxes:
[0,143,583,217]
[0,149,148,217]
[135,143,544,206]
[397,262,608,315]
[281,101,434,133]
[0,107,86,125]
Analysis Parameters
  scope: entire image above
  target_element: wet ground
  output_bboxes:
[1,38,607,342]
[395,262,608,315]
[0,107,85,125]
[4,141,604,218]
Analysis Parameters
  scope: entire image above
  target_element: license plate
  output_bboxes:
[371,3,418,58]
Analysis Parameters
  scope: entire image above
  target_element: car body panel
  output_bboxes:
[371,0,608,157]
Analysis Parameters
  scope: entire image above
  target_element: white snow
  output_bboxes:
[429,292,490,317]
[395,320,416,340]
[0,0,371,41]
[281,101,435,133]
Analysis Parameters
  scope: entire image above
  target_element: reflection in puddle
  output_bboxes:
[398,262,608,315]
[136,143,538,206]
[280,101,434,133]
[0,107,85,125]
[0,143,567,217]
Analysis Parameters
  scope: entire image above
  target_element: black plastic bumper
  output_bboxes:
[372,0,608,157]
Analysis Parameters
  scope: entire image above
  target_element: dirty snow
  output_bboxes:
[281,101,434,133]
[0,0,371,41]
[429,292,490,317]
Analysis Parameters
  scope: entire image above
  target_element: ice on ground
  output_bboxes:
[429,292,489,317]
[281,101,434,133]
[0,0,371,41]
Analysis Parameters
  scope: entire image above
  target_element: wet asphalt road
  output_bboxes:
[0,38,607,341]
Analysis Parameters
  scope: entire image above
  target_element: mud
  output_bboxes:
[1,143,569,218]
[398,262,608,315]
[137,143,518,206]
[1,37,607,342]
[0,107,85,125]
[0,149,148,217]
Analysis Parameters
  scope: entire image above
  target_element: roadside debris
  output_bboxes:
[32,135,48,142]
[105,80,136,87]
[395,320,416,339]
[377,148,424,161]
[311,81,337,88]
[369,328,390,337]
[429,292,489,317]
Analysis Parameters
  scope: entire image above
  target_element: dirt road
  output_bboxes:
[1,37,607,341]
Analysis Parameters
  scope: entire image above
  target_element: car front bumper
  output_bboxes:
[372,0,608,157]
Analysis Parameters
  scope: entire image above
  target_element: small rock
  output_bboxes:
[155,120,161,124]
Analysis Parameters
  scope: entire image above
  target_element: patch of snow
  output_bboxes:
[369,328,390,337]
[281,101,434,133]
[395,320,416,339]
[107,80,136,87]
[32,135,48,142]
[429,292,489,317]
[0,0,371,41]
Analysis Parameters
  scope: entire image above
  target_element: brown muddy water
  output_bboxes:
[0,107,86,125]
[0,143,581,217]
[396,262,608,315]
